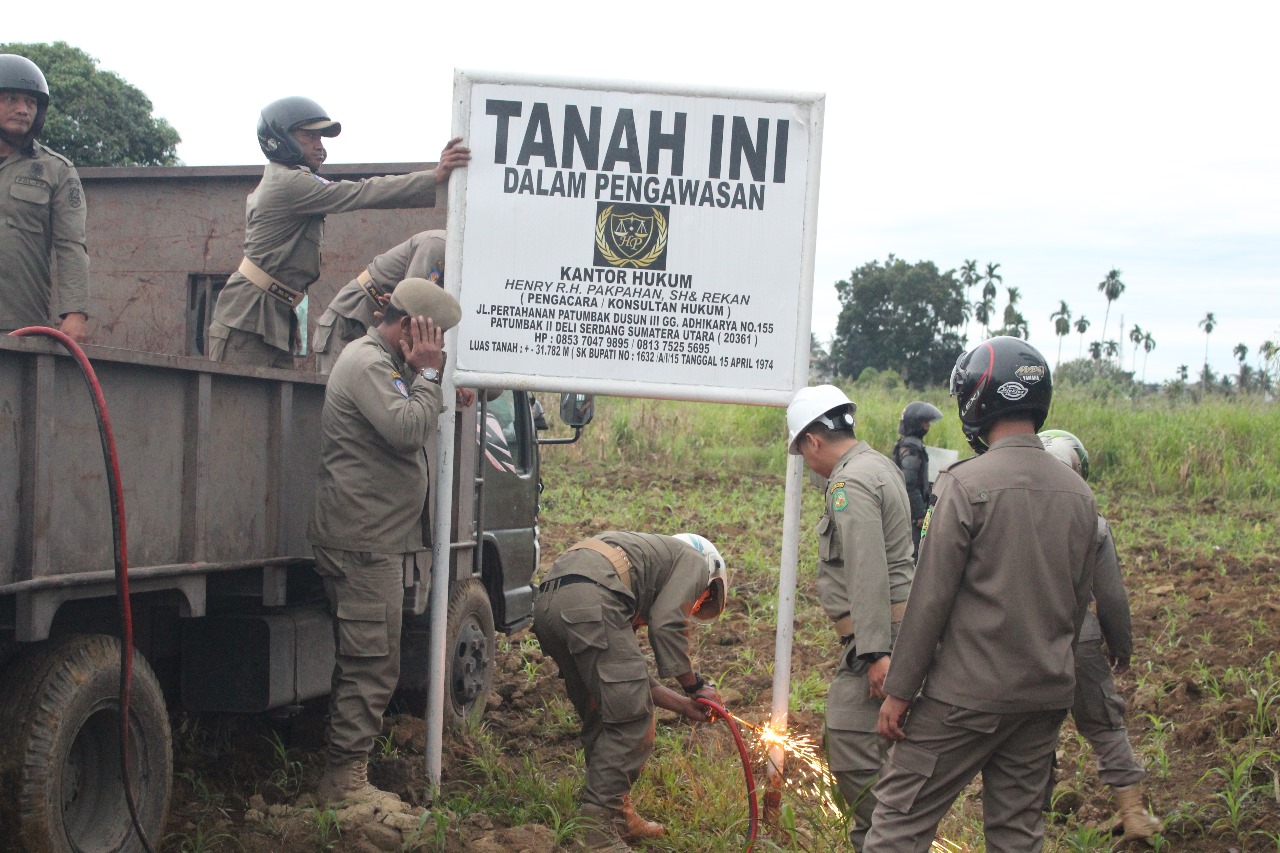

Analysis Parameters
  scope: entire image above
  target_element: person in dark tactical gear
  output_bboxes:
[891,401,943,559]
[207,95,469,368]
[0,54,90,341]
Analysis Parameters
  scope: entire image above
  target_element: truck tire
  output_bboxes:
[0,634,172,853]
[394,580,497,729]
[444,579,496,729]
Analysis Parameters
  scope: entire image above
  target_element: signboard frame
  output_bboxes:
[444,69,825,406]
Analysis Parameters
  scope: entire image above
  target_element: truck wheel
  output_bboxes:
[444,579,496,729]
[0,634,172,853]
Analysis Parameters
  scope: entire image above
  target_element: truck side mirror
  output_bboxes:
[559,393,594,428]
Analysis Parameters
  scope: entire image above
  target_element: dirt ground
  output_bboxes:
[160,496,1280,852]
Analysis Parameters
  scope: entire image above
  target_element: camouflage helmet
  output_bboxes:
[950,336,1052,454]
[0,54,50,146]
[256,96,341,166]
[1038,429,1090,481]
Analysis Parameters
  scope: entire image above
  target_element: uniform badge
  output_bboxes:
[428,264,443,283]
[920,504,934,540]
[832,487,848,511]
[30,163,44,178]
[69,183,82,209]
[312,173,331,185]
[393,378,410,398]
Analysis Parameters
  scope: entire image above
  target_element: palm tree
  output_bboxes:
[1141,331,1156,383]
[1128,324,1143,372]
[1096,269,1125,356]
[1176,364,1189,382]
[1074,315,1090,357]
[1234,343,1249,391]
[1001,287,1022,331]
[959,259,979,341]
[1198,312,1216,388]
[1050,301,1072,366]
[1104,339,1120,360]
[1088,341,1103,360]
[973,300,992,339]
[1261,340,1279,389]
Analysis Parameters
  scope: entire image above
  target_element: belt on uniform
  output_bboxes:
[356,269,386,305]
[563,538,634,592]
[538,574,596,593]
[238,257,304,308]
[834,600,908,642]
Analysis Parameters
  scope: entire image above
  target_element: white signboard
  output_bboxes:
[447,70,824,405]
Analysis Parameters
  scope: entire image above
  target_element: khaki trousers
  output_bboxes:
[864,696,1066,853]
[313,546,406,764]
[1070,640,1146,789]
[532,579,655,811]
[207,321,293,369]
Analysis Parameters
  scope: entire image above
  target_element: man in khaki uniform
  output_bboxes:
[314,230,445,374]
[307,277,461,805]
[1038,429,1162,841]
[208,95,469,368]
[0,55,89,341]
[533,532,728,851]
[867,338,1098,853]
[786,384,915,850]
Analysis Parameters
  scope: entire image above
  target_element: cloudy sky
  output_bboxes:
[13,1,1277,382]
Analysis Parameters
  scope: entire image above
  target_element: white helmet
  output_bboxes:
[673,533,728,623]
[786,385,857,455]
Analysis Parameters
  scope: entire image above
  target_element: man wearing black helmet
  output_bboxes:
[891,401,943,560]
[865,337,1099,853]
[207,96,469,368]
[0,54,90,342]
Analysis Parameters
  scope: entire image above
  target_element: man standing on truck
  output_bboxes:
[207,95,469,368]
[785,384,915,850]
[533,532,728,851]
[0,54,90,342]
[307,276,461,805]
[866,338,1098,853]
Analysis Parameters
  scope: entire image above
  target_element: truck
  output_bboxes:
[0,331,591,852]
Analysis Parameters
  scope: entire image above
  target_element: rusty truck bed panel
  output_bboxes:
[0,335,325,589]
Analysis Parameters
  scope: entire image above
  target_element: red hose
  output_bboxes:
[696,697,758,853]
[10,328,154,853]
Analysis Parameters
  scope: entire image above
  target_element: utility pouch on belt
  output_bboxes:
[239,257,304,308]
[833,601,908,642]
[356,269,386,305]
[564,538,633,592]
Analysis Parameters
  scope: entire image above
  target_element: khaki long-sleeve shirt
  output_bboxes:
[816,441,915,658]
[543,532,710,681]
[212,163,438,352]
[1079,517,1133,659]
[0,142,89,329]
[885,433,1099,713]
[320,230,445,332]
[307,329,443,554]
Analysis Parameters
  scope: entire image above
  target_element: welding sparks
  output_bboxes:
[727,714,970,853]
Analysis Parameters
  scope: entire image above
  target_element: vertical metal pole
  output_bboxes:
[765,453,805,820]
[424,375,457,795]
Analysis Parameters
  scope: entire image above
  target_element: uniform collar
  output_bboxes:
[367,327,409,371]
[833,439,869,470]
[986,433,1044,451]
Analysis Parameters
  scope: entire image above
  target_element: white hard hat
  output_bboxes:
[785,385,857,455]
[672,533,727,622]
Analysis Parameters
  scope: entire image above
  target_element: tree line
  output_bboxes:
[819,256,1278,395]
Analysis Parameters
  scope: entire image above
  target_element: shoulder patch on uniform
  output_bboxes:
[919,504,934,540]
[393,378,410,398]
[428,264,444,283]
[828,481,845,492]
[312,173,332,185]
[68,181,82,208]
[832,486,848,511]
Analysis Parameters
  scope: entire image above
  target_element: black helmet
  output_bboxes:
[950,336,1052,453]
[0,54,50,149]
[898,401,944,438]
[256,96,341,165]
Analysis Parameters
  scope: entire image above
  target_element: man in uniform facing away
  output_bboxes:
[866,337,1099,853]
[0,54,89,341]
[208,96,469,368]
[307,277,461,805]
[786,385,915,850]
[533,532,728,851]
[314,230,445,374]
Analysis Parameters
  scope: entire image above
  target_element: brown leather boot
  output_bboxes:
[619,793,666,839]
[315,760,401,807]
[1113,784,1164,841]
[576,804,632,852]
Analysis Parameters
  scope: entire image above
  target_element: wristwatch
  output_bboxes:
[419,366,441,383]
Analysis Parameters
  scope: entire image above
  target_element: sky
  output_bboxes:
[11,1,1278,383]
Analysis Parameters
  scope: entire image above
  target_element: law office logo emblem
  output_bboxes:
[594,202,668,270]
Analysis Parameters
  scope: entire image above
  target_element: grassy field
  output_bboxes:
[160,385,1280,852]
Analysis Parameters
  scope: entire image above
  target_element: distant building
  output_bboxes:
[79,164,444,360]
